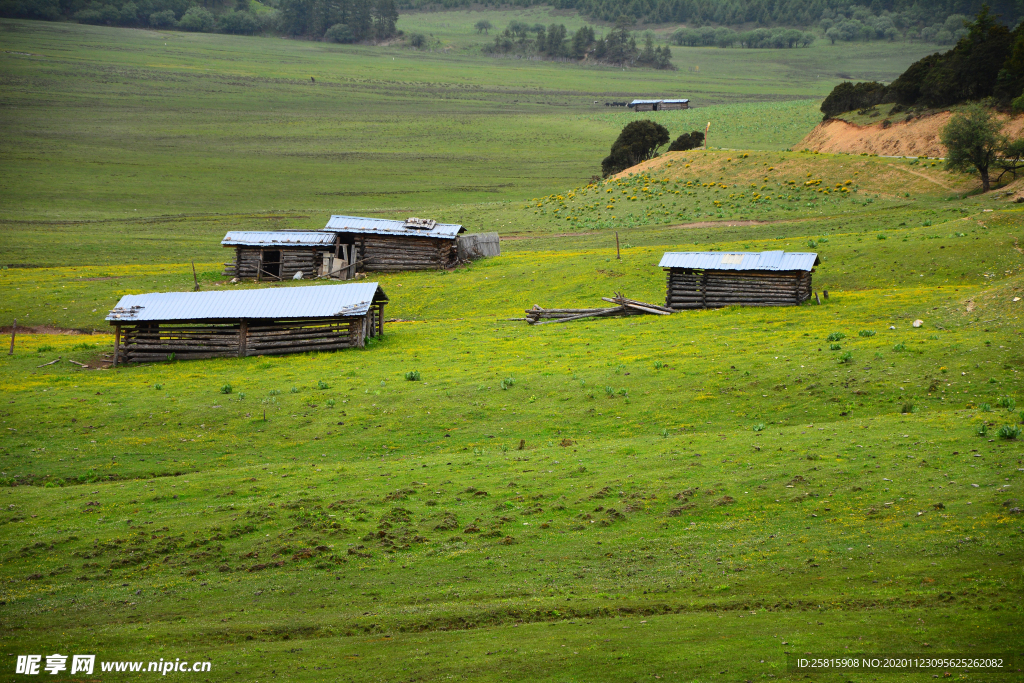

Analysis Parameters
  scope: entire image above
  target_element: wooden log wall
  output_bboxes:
[118,312,383,363]
[666,269,812,309]
[223,247,326,279]
[357,235,458,272]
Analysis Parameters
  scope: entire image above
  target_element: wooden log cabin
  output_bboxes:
[222,231,336,281]
[106,283,388,364]
[322,215,465,272]
[659,251,819,309]
[627,98,690,111]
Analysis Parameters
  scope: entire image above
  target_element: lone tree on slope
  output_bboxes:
[940,103,1004,192]
[601,120,670,177]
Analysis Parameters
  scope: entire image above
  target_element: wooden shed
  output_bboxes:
[660,251,819,309]
[628,99,660,112]
[322,215,466,272]
[106,283,388,363]
[222,231,336,281]
[628,98,690,111]
[656,99,689,110]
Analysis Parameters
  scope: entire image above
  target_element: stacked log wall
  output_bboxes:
[223,247,326,279]
[358,235,458,272]
[119,315,373,362]
[666,269,813,309]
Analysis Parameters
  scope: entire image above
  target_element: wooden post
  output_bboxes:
[8,319,14,355]
[238,319,248,358]
[815,292,821,305]
[615,232,621,260]
[257,249,263,283]
[823,290,829,300]
[377,304,384,337]
[113,324,121,367]
[191,261,200,291]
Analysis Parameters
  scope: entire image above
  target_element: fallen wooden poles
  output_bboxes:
[525,293,673,325]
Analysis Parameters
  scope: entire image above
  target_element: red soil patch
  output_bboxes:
[796,111,1024,158]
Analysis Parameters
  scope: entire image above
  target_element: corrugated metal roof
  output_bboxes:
[628,99,689,106]
[107,283,386,322]
[661,99,689,103]
[221,231,335,248]
[323,215,464,240]
[658,251,820,271]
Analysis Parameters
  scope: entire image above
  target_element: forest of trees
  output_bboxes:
[0,0,398,40]
[2,0,1020,45]
[486,16,672,67]
[820,7,1024,117]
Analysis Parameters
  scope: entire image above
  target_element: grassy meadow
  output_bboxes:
[2,16,1024,683]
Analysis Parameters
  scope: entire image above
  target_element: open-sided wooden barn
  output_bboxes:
[659,251,819,309]
[106,283,388,364]
[628,98,690,111]
[221,231,335,281]
[322,215,467,272]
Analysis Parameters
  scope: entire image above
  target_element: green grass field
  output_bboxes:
[2,17,1023,683]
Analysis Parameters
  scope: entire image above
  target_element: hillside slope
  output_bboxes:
[796,110,1024,158]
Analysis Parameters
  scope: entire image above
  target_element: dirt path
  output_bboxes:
[891,165,953,190]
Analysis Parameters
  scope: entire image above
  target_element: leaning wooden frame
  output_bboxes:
[106,283,388,364]
[525,293,674,324]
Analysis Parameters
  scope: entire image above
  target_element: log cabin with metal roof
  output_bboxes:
[321,215,467,273]
[221,231,336,281]
[106,283,388,364]
[659,251,819,309]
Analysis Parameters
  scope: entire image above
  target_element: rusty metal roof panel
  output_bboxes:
[106,283,386,322]
[658,251,820,271]
[323,215,464,239]
[222,231,335,248]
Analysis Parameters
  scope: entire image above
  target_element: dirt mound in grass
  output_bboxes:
[796,111,1024,158]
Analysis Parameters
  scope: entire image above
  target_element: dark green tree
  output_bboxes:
[474,19,491,34]
[668,130,704,151]
[601,120,669,177]
[940,104,1004,192]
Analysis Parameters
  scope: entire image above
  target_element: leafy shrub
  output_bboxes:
[981,403,992,412]
[408,32,427,48]
[826,332,846,342]
[829,343,842,351]
[858,330,876,337]
[807,239,817,248]
[268,389,280,396]
[148,9,175,26]
[178,6,215,31]
[892,342,906,352]
[219,10,259,34]
[752,423,765,432]
[326,398,335,408]
[36,344,55,353]
[154,383,163,390]
[324,23,354,43]
[220,384,232,394]
[976,423,988,436]
[317,380,329,390]
[604,386,614,396]
[997,396,1016,410]
[653,361,664,369]
[290,386,299,393]
[405,371,421,381]
[998,424,1021,440]
[901,403,916,414]
[500,376,515,390]
[838,351,853,364]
